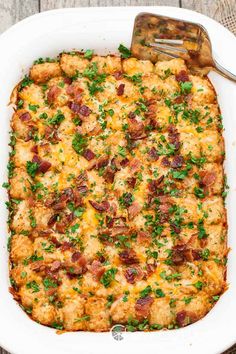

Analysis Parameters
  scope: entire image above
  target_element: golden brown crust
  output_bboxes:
[7,52,227,332]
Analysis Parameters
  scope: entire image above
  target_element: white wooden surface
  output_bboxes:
[0,0,235,353]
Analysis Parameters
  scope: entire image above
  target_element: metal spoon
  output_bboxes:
[131,12,236,82]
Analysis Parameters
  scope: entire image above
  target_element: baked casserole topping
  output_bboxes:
[7,47,227,331]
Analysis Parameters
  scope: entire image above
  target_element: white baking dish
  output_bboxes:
[0,6,236,354]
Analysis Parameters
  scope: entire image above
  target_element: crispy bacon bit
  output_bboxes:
[44,126,60,143]
[103,166,116,183]
[55,213,74,233]
[47,214,58,227]
[146,262,157,276]
[128,201,142,220]
[51,201,66,211]
[87,155,108,171]
[89,260,105,280]
[174,95,184,104]
[77,185,88,195]
[32,154,41,164]
[66,84,83,98]
[161,156,170,167]
[176,310,187,327]
[126,177,136,189]
[38,160,52,173]
[19,112,31,122]
[148,176,164,193]
[172,244,201,265]
[31,145,38,154]
[83,148,95,161]
[89,200,110,212]
[135,296,154,318]
[31,260,46,272]
[60,241,72,251]
[159,202,171,214]
[50,236,61,248]
[137,231,151,245]
[79,105,92,117]
[124,265,144,284]
[171,155,184,169]
[63,77,72,85]
[172,245,185,265]
[170,223,181,234]
[145,103,157,119]
[47,187,82,211]
[96,156,109,169]
[119,249,139,265]
[39,230,52,237]
[175,70,190,82]
[50,260,61,272]
[200,171,216,187]
[129,158,141,172]
[69,102,81,114]
[106,216,126,228]
[168,124,180,150]
[117,83,125,96]
[28,196,35,208]
[110,157,121,171]
[113,71,123,80]
[77,171,88,185]
[176,310,197,327]
[148,147,159,161]
[65,255,87,276]
[32,155,51,174]
[111,226,129,237]
[128,118,147,140]
[47,85,61,104]
[128,111,136,119]
[120,158,129,168]
[71,251,81,262]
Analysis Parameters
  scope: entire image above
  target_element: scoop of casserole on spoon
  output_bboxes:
[131,12,236,82]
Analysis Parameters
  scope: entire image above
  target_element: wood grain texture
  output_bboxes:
[40,0,179,11]
[181,0,218,17]
[0,0,39,33]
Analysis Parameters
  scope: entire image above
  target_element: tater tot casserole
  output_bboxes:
[6,47,227,332]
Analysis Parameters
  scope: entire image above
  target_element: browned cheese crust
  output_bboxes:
[7,51,227,332]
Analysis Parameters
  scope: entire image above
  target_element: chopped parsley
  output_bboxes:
[180,81,193,94]
[197,220,208,239]
[100,268,117,288]
[19,75,34,90]
[140,285,152,298]
[26,161,39,178]
[47,111,65,125]
[84,49,94,59]
[155,288,165,298]
[72,133,88,155]
[118,44,131,58]
[26,281,40,293]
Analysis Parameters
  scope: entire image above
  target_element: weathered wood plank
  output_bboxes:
[181,0,236,20]
[181,0,236,34]
[181,0,218,18]
[0,349,9,354]
[40,0,179,11]
[0,0,39,33]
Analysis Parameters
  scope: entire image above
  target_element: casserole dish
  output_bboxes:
[0,6,236,354]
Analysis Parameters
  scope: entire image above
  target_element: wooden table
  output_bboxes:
[0,0,235,353]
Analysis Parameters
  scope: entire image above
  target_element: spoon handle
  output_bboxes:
[213,59,236,82]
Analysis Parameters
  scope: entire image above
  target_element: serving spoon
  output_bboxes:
[131,12,236,82]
